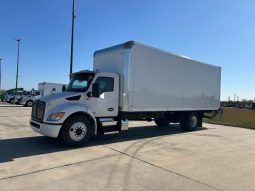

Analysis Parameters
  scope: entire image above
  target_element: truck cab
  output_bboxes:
[6,93,15,103]
[30,70,119,145]
[13,91,23,104]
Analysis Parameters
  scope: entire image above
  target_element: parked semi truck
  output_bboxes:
[3,88,24,103]
[13,91,26,104]
[20,83,65,107]
[20,91,40,107]
[30,41,221,146]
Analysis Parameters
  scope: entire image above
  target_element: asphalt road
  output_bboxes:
[1,104,255,191]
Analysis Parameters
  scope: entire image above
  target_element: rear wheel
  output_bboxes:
[61,115,94,146]
[180,112,199,131]
[154,117,171,127]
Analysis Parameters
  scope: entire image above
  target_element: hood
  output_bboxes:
[39,92,83,106]
[40,92,82,102]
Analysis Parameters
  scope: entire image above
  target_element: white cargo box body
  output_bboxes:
[94,41,221,112]
[38,82,65,97]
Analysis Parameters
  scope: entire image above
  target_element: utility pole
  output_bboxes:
[69,0,75,79]
[234,94,236,109]
[0,58,2,90]
[237,96,239,108]
[15,39,21,93]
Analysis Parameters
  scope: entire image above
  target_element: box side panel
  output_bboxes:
[43,84,63,96]
[182,60,220,110]
[129,44,185,111]
[128,44,220,111]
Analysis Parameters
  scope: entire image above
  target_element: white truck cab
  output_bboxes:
[13,91,25,104]
[5,93,15,103]
[21,92,37,107]
[30,41,221,146]
[30,71,119,145]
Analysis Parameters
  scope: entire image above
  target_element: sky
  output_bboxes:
[0,0,255,101]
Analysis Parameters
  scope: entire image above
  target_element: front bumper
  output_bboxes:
[30,119,62,138]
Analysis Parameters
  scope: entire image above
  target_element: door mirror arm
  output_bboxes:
[87,92,92,98]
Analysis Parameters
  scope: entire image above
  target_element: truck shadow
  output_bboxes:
[0,124,207,163]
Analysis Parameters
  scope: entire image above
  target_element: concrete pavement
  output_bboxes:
[1,105,255,191]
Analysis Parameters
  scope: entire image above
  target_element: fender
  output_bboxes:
[45,103,98,135]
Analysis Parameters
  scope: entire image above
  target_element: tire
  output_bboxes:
[9,98,14,104]
[61,115,94,146]
[26,100,33,107]
[180,112,199,131]
[154,117,171,127]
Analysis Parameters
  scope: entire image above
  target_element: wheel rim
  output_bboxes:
[28,101,33,107]
[190,115,198,128]
[69,122,87,142]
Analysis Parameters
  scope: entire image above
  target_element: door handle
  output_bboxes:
[108,108,114,111]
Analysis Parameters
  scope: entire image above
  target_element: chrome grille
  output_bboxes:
[31,100,45,122]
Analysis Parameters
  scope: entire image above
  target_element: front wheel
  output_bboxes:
[26,100,33,107]
[60,115,94,146]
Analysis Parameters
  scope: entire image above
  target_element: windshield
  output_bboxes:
[67,73,95,92]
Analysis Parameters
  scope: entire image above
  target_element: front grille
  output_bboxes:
[31,100,46,122]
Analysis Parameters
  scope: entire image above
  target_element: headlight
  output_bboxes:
[47,112,65,121]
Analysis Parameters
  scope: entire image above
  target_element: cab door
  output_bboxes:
[86,74,119,117]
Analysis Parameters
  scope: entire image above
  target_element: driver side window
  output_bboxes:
[95,77,114,95]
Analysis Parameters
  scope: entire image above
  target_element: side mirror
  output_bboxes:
[62,85,66,92]
[51,88,56,95]
[92,83,100,98]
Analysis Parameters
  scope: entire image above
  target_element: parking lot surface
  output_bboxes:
[1,105,255,191]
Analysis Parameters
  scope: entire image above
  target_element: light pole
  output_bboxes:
[0,58,2,90]
[234,94,236,109]
[69,0,75,79]
[15,39,21,93]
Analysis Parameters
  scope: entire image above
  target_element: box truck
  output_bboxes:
[38,82,66,98]
[30,41,221,146]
